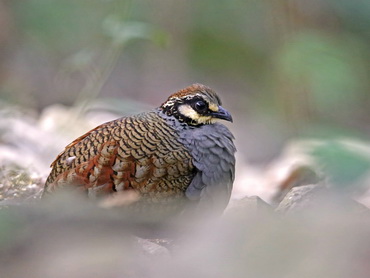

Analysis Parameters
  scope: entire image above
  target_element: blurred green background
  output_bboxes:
[0,0,369,163]
[1,5,370,276]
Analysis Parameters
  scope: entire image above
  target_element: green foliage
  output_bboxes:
[13,0,108,53]
[4,0,370,135]
[102,17,169,47]
[189,31,265,78]
[311,141,370,188]
[276,32,368,120]
[329,0,370,33]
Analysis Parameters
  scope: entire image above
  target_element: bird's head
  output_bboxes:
[159,84,233,126]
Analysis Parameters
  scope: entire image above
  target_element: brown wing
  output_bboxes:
[44,111,195,201]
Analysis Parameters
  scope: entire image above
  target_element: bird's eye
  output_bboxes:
[194,100,208,113]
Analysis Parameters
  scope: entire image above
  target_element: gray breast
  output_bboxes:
[178,123,236,213]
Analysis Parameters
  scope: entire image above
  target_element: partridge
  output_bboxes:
[44,84,236,215]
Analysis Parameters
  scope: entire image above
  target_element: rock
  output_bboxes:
[135,237,171,259]
[275,184,327,213]
[0,164,43,207]
[271,165,322,205]
[276,183,370,215]
[226,196,272,214]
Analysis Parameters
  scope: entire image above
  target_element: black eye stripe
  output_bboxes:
[160,90,221,126]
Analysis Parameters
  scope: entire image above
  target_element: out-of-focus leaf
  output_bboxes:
[329,0,370,32]
[275,31,368,121]
[102,17,169,47]
[311,141,370,189]
[188,31,266,78]
[12,0,108,53]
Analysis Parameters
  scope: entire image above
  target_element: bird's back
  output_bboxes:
[44,111,195,206]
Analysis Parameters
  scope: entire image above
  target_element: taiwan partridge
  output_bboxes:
[44,84,236,215]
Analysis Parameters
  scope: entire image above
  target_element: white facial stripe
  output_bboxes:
[178,104,198,120]
[178,104,214,124]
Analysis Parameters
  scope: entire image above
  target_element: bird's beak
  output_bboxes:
[211,106,233,122]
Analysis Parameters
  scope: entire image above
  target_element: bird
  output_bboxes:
[43,84,236,216]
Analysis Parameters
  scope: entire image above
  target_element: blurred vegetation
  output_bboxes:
[0,0,369,161]
[1,3,370,276]
[312,141,370,189]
